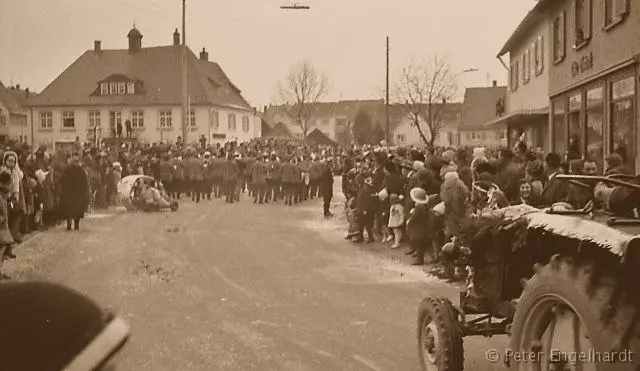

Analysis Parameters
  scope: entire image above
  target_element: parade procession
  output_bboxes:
[3,0,640,370]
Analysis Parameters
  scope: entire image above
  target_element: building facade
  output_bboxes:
[492,4,551,151]
[458,84,509,149]
[546,0,639,173]
[391,103,462,148]
[0,82,30,143]
[264,100,386,145]
[30,27,260,150]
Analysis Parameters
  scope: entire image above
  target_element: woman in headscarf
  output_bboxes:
[59,152,89,231]
[1,151,26,243]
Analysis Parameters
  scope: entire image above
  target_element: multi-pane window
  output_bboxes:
[109,83,117,95]
[88,111,101,129]
[552,12,566,63]
[610,76,635,173]
[131,111,144,128]
[242,116,250,132]
[101,83,108,95]
[522,49,531,84]
[574,0,592,47]
[605,0,630,28]
[396,134,405,143]
[568,93,582,158]
[62,111,75,129]
[40,112,53,129]
[117,82,126,95]
[188,110,196,128]
[228,113,236,131]
[534,35,544,75]
[211,111,219,131]
[510,61,519,91]
[109,111,122,136]
[585,86,604,171]
[127,82,135,94]
[159,111,173,128]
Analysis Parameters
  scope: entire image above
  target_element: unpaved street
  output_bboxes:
[5,192,507,370]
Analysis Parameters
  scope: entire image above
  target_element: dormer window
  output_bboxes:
[96,76,140,96]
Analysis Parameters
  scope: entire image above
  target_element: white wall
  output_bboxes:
[32,105,261,147]
[507,18,550,112]
[391,117,458,147]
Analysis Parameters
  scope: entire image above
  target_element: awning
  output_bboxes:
[484,107,548,127]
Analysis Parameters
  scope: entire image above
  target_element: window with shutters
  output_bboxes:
[605,0,630,29]
[574,0,592,49]
[552,12,566,63]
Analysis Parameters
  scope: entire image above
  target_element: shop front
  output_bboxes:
[550,64,637,174]
[485,109,548,152]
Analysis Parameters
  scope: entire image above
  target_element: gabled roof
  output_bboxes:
[497,0,552,57]
[459,86,507,130]
[263,122,294,139]
[306,128,337,146]
[31,44,252,110]
[0,81,28,115]
[265,99,385,122]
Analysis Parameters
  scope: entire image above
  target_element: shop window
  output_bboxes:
[552,12,566,63]
[552,98,566,155]
[610,76,635,173]
[574,0,592,49]
[605,0,630,29]
[585,86,604,172]
[567,93,582,159]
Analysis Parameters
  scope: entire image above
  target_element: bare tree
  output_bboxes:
[276,60,330,138]
[393,55,458,147]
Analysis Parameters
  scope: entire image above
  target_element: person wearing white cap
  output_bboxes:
[407,187,430,265]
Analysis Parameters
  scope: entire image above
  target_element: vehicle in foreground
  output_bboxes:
[418,174,640,370]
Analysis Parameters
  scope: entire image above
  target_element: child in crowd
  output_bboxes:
[344,197,359,240]
[388,194,404,248]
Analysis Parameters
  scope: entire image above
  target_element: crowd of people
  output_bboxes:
[0,133,633,279]
[338,141,634,269]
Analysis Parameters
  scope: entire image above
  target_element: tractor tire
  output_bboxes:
[417,296,464,371]
[509,256,639,370]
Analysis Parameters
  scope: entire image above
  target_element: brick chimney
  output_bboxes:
[173,29,180,46]
[492,80,497,87]
[94,40,101,53]
[199,48,209,61]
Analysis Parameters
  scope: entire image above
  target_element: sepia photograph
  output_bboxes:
[1,0,640,369]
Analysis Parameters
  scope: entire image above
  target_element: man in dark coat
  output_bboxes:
[59,152,88,231]
[319,159,334,217]
[354,177,377,243]
[540,152,569,207]
[250,155,268,204]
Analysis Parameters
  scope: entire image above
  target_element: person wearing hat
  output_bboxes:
[59,152,89,231]
[407,187,430,265]
[318,157,334,217]
[202,151,215,200]
[354,176,377,243]
[223,152,239,203]
[0,171,15,263]
[250,154,268,204]
[266,153,282,203]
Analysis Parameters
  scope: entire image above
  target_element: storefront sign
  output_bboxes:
[571,52,594,77]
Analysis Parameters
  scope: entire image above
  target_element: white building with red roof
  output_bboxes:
[30,27,261,149]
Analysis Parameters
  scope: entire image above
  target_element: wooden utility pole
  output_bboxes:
[181,0,188,145]
[385,36,390,144]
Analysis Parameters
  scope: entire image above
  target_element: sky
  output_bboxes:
[0,0,535,107]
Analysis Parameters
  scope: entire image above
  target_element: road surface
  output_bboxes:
[5,186,508,370]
